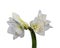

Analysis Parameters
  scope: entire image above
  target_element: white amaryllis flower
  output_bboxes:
[7,13,25,40]
[30,10,52,35]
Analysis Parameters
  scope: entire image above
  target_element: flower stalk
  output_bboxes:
[28,27,37,48]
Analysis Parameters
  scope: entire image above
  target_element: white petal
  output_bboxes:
[45,20,51,25]
[7,22,24,39]
[34,17,40,22]
[13,28,24,39]
[9,17,15,22]
[38,14,46,21]
[7,21,16,27]
[38,10,42,16]
[37,31,45,36]
[7,18,22,29]
[16,27,24,35]
[42,14,46,20]
[7,18,17,27]
[38,10,43,19]
[38,15,42,20]
[19,31,24,38]
[37,10,47,21]
[30,21,35,26]
[13,32,24,39]
[12,13,21,24]
[44,24,52,31]
[7,26,15,34]
[13,34,18,40]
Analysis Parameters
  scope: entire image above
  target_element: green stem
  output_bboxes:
[28,27,37,48]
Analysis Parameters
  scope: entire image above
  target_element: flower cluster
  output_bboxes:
[7,10,52,39]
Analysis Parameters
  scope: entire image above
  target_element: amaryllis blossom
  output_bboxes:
[7,13,24,39]
[30,10,52,35]
[7,10,52,48]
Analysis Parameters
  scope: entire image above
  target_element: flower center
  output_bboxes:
[32,24,38,30]
[31,23,44,32]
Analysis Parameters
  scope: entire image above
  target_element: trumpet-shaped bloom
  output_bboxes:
[30,10,52,35]
[7,13,24,39]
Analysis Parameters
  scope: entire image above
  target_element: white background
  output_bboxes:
[0,0,60,48]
